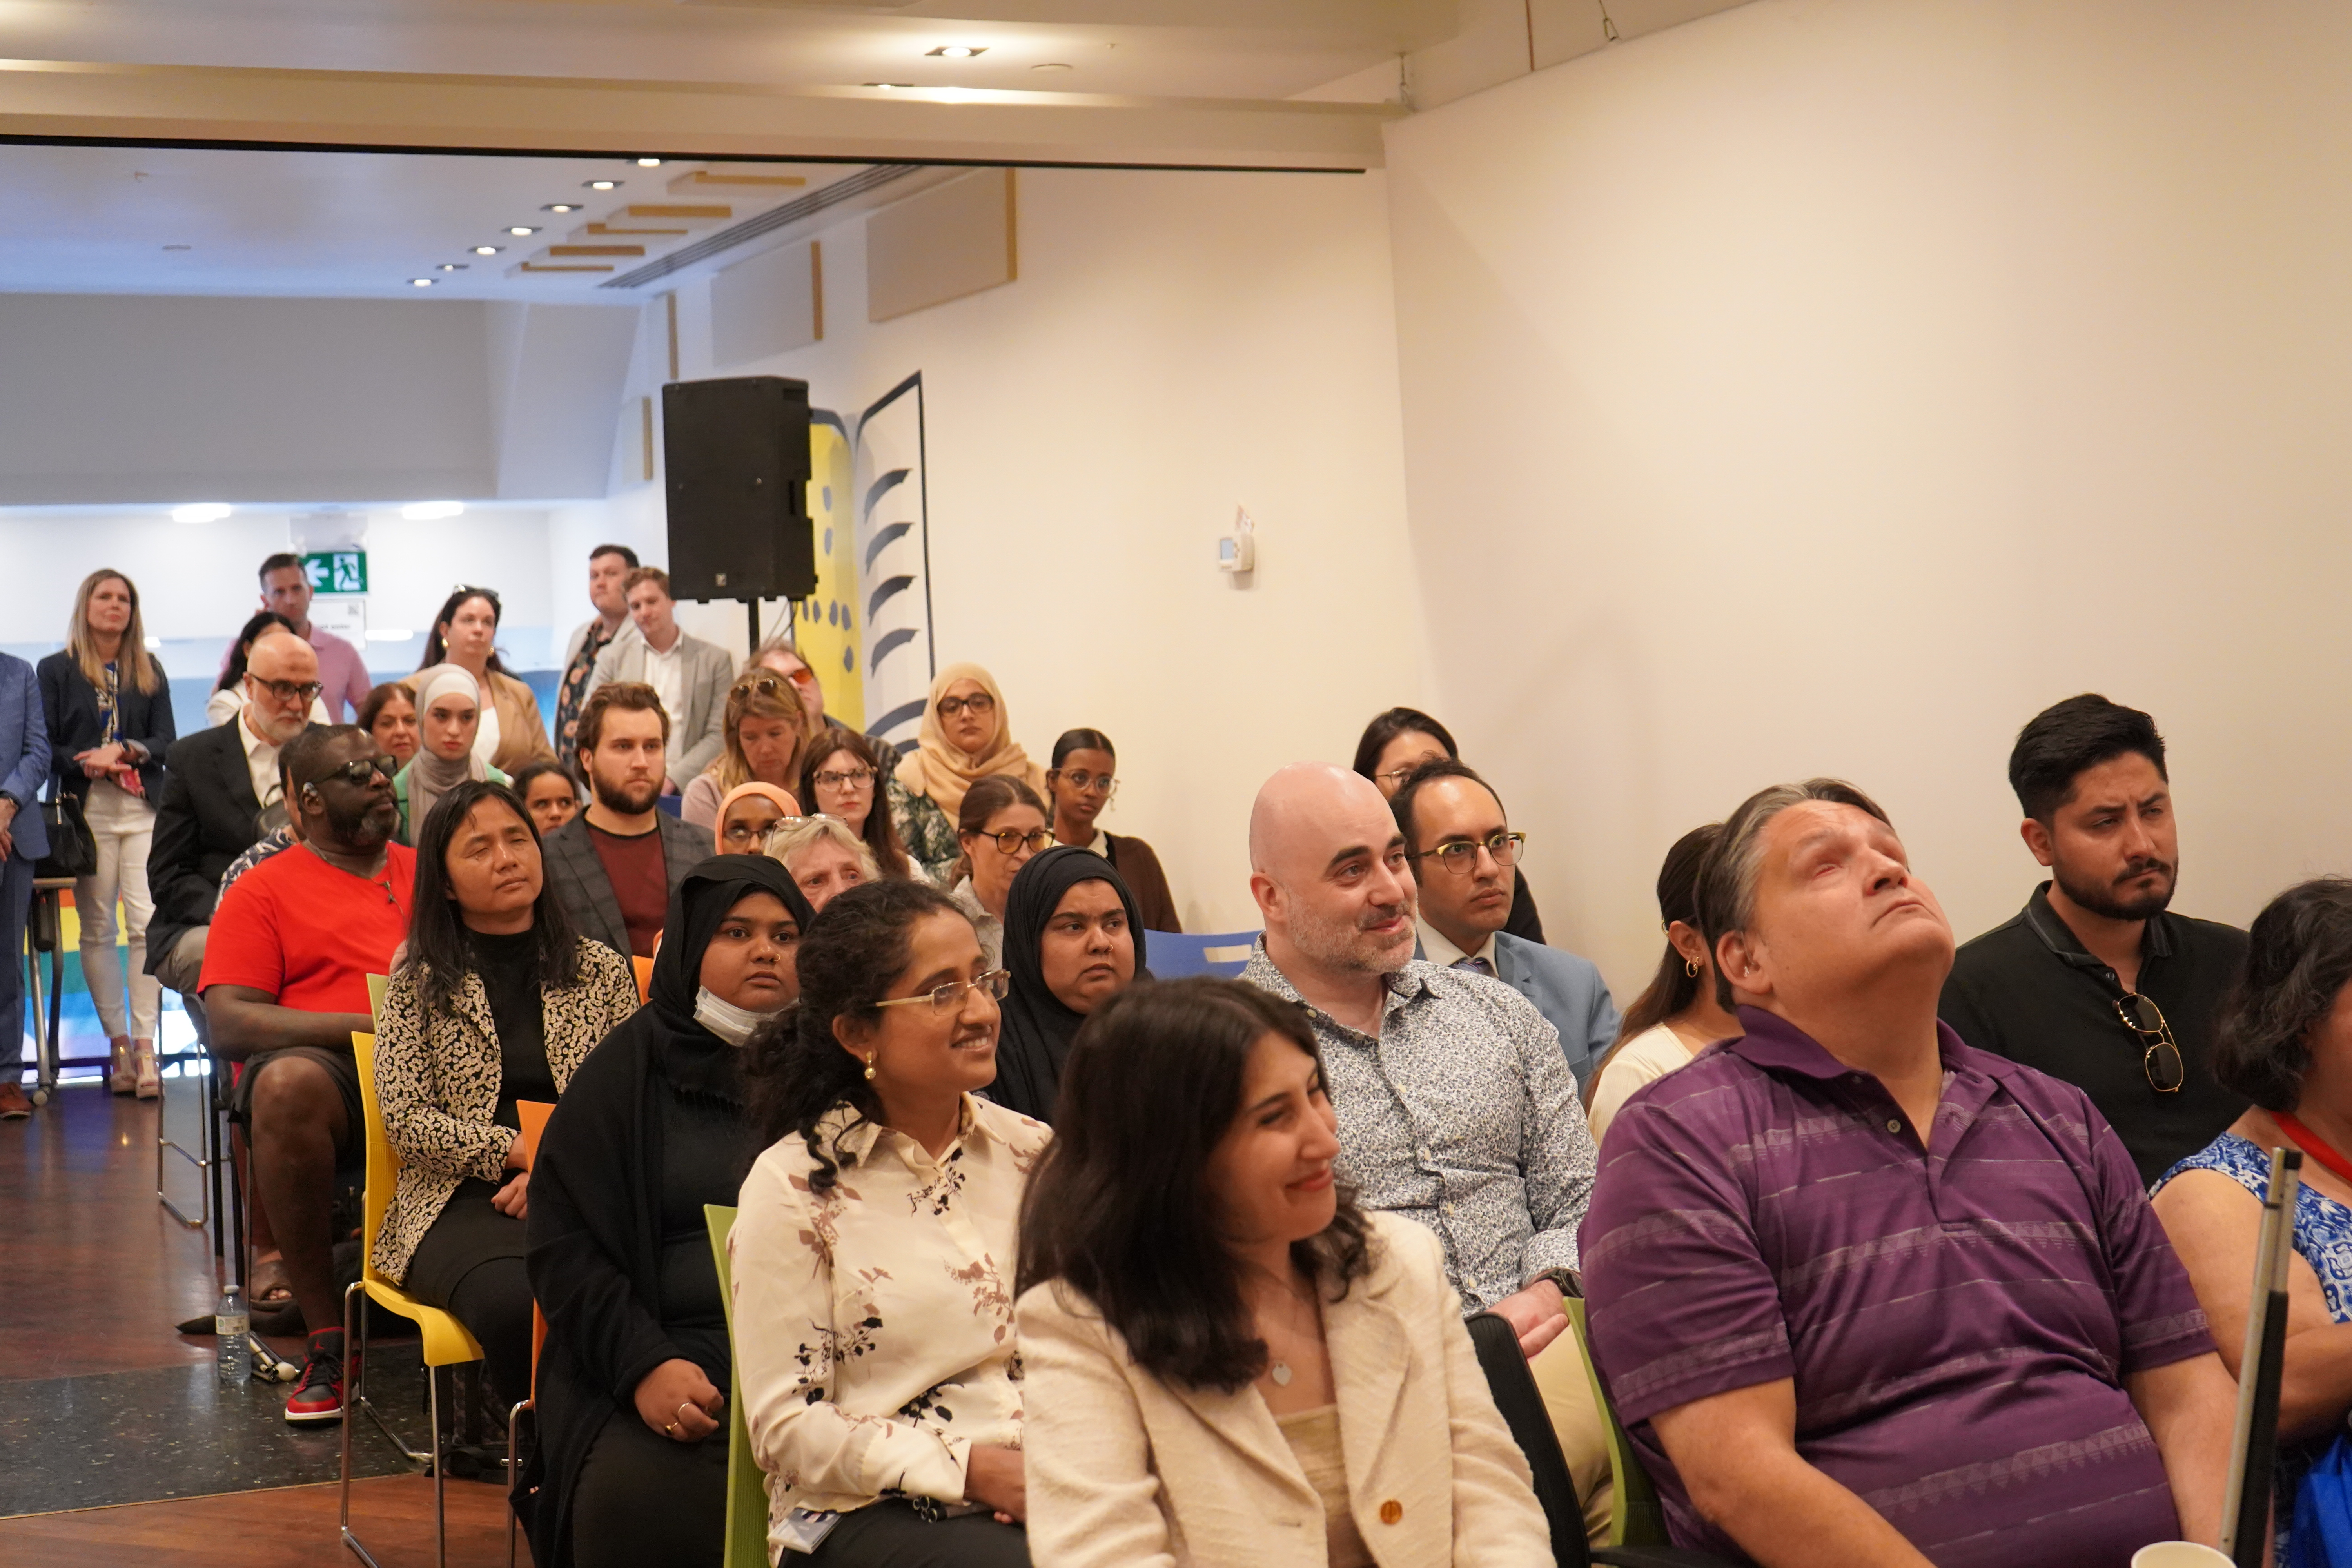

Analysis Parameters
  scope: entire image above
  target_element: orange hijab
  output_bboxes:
[711,781,800,854]
[893,662,1045,817]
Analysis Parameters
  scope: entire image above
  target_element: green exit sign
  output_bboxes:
[302,550,368,594]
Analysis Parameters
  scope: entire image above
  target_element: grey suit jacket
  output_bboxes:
[542,811,713,960]
[585,630,733,789]
[1416,929,1621,1087]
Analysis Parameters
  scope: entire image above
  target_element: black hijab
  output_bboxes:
[645,853,817,1098]
[989,845,1148,1122]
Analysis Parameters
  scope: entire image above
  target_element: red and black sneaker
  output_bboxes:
[283,1328,347,1425]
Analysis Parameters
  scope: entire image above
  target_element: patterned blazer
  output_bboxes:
[370,937,641,1283]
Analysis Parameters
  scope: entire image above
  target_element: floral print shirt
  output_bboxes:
[730,1094,1051,1527]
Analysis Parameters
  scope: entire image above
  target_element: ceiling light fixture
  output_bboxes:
[437,263,467,272]
[400,501,465,521]
[473,245,503,256]
[543,203,581,213]
[926,44,984,57]
[585,180,620,191]
[162,243,193,252]
[507,225,538,236]
[864,82,913,89]
[408,278,435,288]
[635,158,662,167]
[171,503,231,524]
[1033,62,1073,71]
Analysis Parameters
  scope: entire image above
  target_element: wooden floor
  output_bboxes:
[0,1079,528,1564]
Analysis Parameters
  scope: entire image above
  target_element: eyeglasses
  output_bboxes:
[247,676,326,705]
[1376,759,1444,789]
[811,767,875,791]
[1406,831,1528,876]
[1050,769,1118,800]
[719,816,780,848]
[872,968,1011,1015]
[2114,992,2185,1093]
[304,755,399,791]
[936,693,995,719]
[969,827,1054,855]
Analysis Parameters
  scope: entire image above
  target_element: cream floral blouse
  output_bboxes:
[730,1093,1051,1528]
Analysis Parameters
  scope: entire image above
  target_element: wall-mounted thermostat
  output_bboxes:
[1218,507,1257,573]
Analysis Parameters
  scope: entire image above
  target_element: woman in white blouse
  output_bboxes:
[732,878,1046,1566]
[1583,824,1739,1143]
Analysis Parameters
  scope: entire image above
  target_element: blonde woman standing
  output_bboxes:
[678,666,813,831]
[38,570,178,1097]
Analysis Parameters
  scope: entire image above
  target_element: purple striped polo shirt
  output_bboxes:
[1580,1007,2213,1568]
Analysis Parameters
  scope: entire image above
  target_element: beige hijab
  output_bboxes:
[894,662,1045,816]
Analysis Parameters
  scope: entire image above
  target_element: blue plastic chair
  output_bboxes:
[1144,930,1259,979]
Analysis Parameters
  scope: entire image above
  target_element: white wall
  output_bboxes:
[567,166,1426,931]
[1385,0,2352,996]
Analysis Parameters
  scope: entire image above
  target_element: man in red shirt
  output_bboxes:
[201,724,411,1425]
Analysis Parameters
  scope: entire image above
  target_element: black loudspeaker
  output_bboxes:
[662,376,816,602]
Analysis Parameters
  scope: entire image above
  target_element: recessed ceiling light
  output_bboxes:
[473,245,502,256]
[1032,62,1073,72]
[400,501,465,521]
[170,503,231,524]
[585,180,620,191]
[863,82,914,89]
[409,278,435,287]
[437,263,467,272]
[926,44,984,57]
[542,203,581,213]
[635,158,662,167]
[162,243,193,252]
[507,225,538,236]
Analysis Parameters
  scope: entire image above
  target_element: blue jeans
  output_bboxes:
[2,852,31,1078]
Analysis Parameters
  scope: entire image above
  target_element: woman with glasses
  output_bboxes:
[209,611,327,727]
[768,814,878,913]
[1585,824,1737,1143]
[374,780,640,1416]
[394,664,510,844]
[948,775,1051,971]
[526,855,814,1568]
[38,569,177,1097]
[2154,877,2352,1564]
[359,681,421,769]
[800,726,918,883]
[417,586,555,775]
[1043,728,1180,935]
[681,667,814,832]
[1351,706,1545,946]
[987,846,1147,1123]
[890,664,1045,884]
[732,877,1043,1566]
[710,780,797,856]
[509,758,582,837]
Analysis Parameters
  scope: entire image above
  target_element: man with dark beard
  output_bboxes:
[541,681,710,959]
[201,724,414,1423]
[1941,694,2249,1182]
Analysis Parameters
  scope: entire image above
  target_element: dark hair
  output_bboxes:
[258,552,304,584]
[419,588,508,675]
[744,879,967,1189]
[281,723,359,800]
[576,680,670,757]
[399,781,584,1016]
[1350,707,1458,780]
[1016,977,1375,1393]
[590,543,639,569]
[1051,728,1114,768]
[1588,825,1725,1098]
[1387,756,1503,860]
[2008,694,2168,824]
[1696,779,1892,1011]
[218,611,298,693]
[950,773,1048,885]
[357,681,414,735]
[2212,879,2352,1113]
[798,727,913,880]
[507,758,579,804]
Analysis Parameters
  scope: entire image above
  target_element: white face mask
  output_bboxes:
[694,985,785,1047]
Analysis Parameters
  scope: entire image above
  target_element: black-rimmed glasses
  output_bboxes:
[247,676,325,705]
[1406,831,1528,876]
[969,826,1054,855]
[306,755,399,791]
[810,766,875,791]
[936,693,995,719]
[872,969,1011,1015]
[2114,992,2186,1093]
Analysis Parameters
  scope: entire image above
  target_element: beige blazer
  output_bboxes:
[1016,1212,1553,1568]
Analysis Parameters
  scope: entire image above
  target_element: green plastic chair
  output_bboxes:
[706,1203,769,1568]
[1566,1296,1669,1549]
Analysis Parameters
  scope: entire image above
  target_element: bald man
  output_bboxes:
[1241,762,1613,1535]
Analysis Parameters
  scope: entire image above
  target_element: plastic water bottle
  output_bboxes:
[215,1286,251,1385]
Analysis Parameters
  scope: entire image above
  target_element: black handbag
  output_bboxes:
[33,784,96,880]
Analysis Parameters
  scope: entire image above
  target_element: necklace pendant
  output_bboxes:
[1269,1361,1292,1387]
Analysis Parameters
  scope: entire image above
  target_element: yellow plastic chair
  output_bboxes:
[341,1029,486,1568]
[706,1203,770,1568]
[1565,1296,1668,1549]
[504,1098,554,1568]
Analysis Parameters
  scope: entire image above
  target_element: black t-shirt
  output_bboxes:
[1939,882,2249,1185]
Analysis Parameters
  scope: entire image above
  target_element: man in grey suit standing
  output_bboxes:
[1397,759,1620,1086]
[584,566,732,796]
[0,652,51,1119]
[541,682,712,960]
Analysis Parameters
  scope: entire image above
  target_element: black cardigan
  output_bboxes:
[35,651,176,802]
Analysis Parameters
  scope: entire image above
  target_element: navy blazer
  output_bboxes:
[0,653,51,862]
[37,651,177,802]
[1416,928,1620,1087]
[541,811,713,960]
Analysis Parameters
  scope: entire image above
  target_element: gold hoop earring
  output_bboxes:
[1684,959,1701,978]
[862,1057,877,1081]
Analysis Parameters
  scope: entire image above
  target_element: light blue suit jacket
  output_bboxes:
[0,653,51,862]
[1416,927,1619,1087]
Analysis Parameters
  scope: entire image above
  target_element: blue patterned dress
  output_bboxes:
[2157,1131,2352,1560]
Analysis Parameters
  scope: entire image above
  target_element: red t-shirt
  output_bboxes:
[199,841,417,1014]
[586,822,670,958]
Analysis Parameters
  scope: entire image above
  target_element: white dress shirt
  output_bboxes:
[238,708,285,809]
[641,635,686,763]
[1417,915,1497,975]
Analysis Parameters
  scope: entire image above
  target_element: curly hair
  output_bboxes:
[2212,878,2352,1112]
